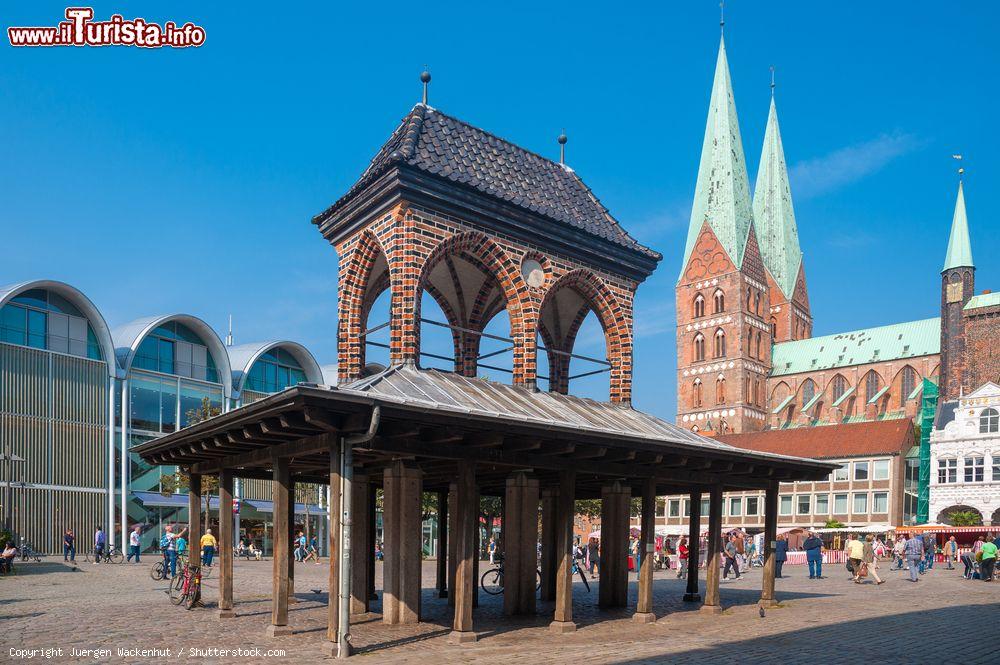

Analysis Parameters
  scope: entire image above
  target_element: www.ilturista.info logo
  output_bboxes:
[8,7,205,48]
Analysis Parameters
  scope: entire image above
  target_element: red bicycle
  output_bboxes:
[169,564,202,609]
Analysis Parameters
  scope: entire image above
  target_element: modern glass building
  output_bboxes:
[0,280,117,553]
[0,278,327,554]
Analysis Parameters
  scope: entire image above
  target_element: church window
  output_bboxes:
[746,287,752,309]
[745,376,751,400]
[693,379,703,408]
[770,317,777,338]
[754,292,761,316]
[713,329,726,358]
[755,330,762,359]
[693,334,705,362]
[757,379,764,406]
[716,376,726,404]
[832,375,847,401]
[864,372,881,403]
[979,408,999,434]
[693,294,705,318]
[900,367,916,407]
[713,290,725,313]
[801,379,816,407]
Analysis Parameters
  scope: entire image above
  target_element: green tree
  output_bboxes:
[160,397,221,531]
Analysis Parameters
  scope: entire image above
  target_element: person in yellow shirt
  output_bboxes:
[200,529,218,567]
[846,534,865,582]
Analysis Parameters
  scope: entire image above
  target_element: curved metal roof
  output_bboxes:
[112,314,233,397]
[227,341,324,394]
[0,279,116,377]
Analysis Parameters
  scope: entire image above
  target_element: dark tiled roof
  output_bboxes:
[717,419,915,460]
[314,104,659,260]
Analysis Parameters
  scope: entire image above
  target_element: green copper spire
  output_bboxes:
[942,181,974,271]
[752,95,803,298]
[679,37,754,281]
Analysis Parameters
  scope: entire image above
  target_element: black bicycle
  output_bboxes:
[481,554,542,596]
[18,538,43,562]
[84,546,123,564]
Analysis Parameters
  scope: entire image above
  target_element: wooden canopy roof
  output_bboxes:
[135,365,836,498]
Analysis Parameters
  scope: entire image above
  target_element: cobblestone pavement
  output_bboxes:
[3,557,998,664]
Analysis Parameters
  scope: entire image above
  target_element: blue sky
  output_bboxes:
[2,2,997,418]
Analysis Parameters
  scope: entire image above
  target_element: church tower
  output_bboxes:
[939,180,975,400]
[752,90,812,343]
[676,36,771,435]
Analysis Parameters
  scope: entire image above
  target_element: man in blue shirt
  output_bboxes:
[903,532,924,582]
[802,531,824,579]
[93,526,105,564]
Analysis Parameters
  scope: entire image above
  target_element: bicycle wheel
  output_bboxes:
[109,550,124,565]
[185,578,201,610]
[536,569,542,591]
[150,561,165,580]
[169,573,187,605]
[480,568,504,595]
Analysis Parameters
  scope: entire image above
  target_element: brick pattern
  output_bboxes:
[962,300,1000,393]
[766,263,812,344]
[676,222,772,433]
[939,268,975,399]
[336,204,638,402]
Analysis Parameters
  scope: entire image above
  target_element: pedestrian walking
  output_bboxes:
[846,534,864,581]
[892,536,907,570]
[722,534,741,580]
[200,529,217,567]
[677,537,689,579]
[488,537,497,565]
[775,534,788,578]
[63,529,75,562]
[127,524,142,563]
[587,537,600,578]
[861,535,884,585]
[903,532,924,583]
[943,536,958,570]
[980,533,997,582]
[919,533,935,573]
[93,526,105,564]
[802,530,824,579]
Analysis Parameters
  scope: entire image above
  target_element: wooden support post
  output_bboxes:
[701,484,723,614]
[760,482,779,609]
[350,474,371,615]
[540,489,558,602]
[633,477,656,623]
[683,490,701,602]
[382,462,423,624]
[549,469,576,633]
[437,490,448,599]
[367,493,377,602]
[188,473,202,568]
[266,459,293,636]
[218,470,235,618]
[287,480,296,603]
[503,472,539,616]
[450,460,477,644]
[471,483,480,609]
[323,436,342,654]
[599,481,629,608]
[447,484,458,608]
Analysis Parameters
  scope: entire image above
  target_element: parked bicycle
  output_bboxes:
[481,554,542,596]
[84,546,123,564]
[169,564,203,609]
[18,538,43,562]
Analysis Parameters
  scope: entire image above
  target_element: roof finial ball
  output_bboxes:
[558,131,567,165]
[420,68,431,106]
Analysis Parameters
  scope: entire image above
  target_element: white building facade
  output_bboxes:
[930,381,1000,526]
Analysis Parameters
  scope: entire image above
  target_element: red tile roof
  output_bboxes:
[717,420,915,460]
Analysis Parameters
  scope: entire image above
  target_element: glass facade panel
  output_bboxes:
[873,459,890,480]
[158,338,174,374]
[853,492,868,513]
[161,379,177,433]
[746,496,759,516]
[134,337,160,372]
[27,309,46,349]
[244,349,307,393]
[130,373,163,432]
[834,464,849,481]
[834,494,848,514]
[854,461,869,481]
[779,495,792,515]
[815,494,829,514]
[669,500,680,517]
[797,495,811,515]
[873,492,888,513]
[1,304,27,345]
[729,497,742,516]
[179,381,222,428]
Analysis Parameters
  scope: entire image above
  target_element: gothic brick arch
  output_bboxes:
[770,381,791,403]
[338,229,392,382]
[889,364,923,409]
[859,368,887,403]
[416,230,530,381]
[536,268,631,402]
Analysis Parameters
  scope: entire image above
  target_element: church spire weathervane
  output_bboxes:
[952,153,964,180]
[720,1,725,33]
[770,66,775,97]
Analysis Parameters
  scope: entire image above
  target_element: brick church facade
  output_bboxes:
[675,36,996,438]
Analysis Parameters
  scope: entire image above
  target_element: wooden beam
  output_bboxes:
[190,433,337,475]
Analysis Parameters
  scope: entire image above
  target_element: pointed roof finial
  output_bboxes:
[720,1,725,33]
[420,67,431,106]
[770,66,775,97]
[558,130,567,165]
[952,153,964,180]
